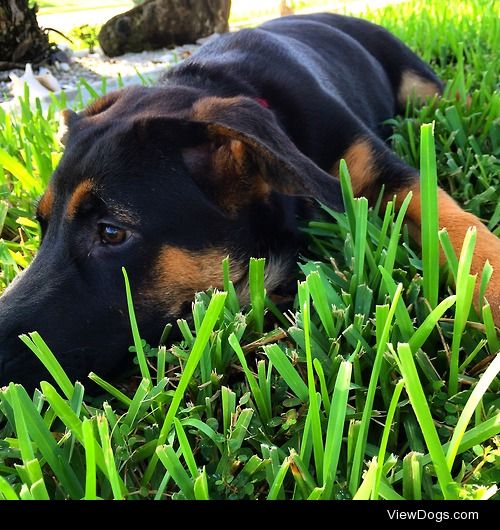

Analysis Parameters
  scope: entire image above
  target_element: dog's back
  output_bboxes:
[166,15,440,128]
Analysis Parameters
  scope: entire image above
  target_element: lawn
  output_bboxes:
[0,0,499,500]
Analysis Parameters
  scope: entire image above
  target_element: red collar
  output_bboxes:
[254,97,270,109]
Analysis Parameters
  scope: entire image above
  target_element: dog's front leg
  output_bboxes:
[336,137,500,325]
[401,181,500,324]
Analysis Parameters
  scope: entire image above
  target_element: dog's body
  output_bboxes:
[0,14,499,389]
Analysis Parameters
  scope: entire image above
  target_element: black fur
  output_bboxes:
[0,14,442,390]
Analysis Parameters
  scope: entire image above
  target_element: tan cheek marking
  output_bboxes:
[401,184,500,324]
[65,180,94,219]
[331,139,377,197]
[38,187,54,219]
[398,70,441,107]
[145,247,246,315]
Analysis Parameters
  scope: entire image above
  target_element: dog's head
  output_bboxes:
[0,86,342,390]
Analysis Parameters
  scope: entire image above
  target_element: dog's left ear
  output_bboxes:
[184,96,343,213]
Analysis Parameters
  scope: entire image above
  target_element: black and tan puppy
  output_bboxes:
[0,14,498,390]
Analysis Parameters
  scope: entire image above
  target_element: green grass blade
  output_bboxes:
[372,379,404,499]
[479,260,493,311]
[438,229,459,280]
[302,286,324,483]
[88,372,132,406]
[249,258,266,333]
[339,159,356,235]
[19,332,74,399]
[228,408,254,454]
[449,227,477,396]
[82,418,97,500]
[156,444,195,499]
[143,292,227,484]
[0,148,42,192]
[123,378,150,429]
[322,361,352,499]
[122,267,151,383]
[482,304,500,354]
[408,295,456,352]
[174,418,199,479]
[307,271,335,337]
[0,476,19,500]
[353,197,368,283]
[264,344,309,402]
[419,123,440,309]
[349,283,403,494]
[313,358,331,416]
[229,334,272,423]
[97,415,124,500]
[221,386,236,435]
[193,468,210,500]
[267,456,290,500]
[402,452,423,500]
[396,343,455,499]
[12,385,84,499]
[353,457,378,500]
[393,413,500,484]
[446,353,500,470]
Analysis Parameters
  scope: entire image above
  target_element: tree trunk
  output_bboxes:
[279,1,294,16]
[0,0,50,70]
[99,0,231,57]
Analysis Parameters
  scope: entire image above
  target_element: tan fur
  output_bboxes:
[84,91,121,118]
[401,184,500,323]
[37,187,54,219]
[188,98,272,214]
[65,180,94,219]
[235,255,292,305]
[398,70,441,107]
[192,96,237,122]
[144,246,246,314]
[332,139,377,196]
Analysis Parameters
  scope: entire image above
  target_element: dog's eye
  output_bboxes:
[98,224,128,245]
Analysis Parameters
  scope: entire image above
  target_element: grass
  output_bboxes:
[0,0,499,500]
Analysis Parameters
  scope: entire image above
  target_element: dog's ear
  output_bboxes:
[57,109,79,145]
[57,89,136,146]
[183,96,343,214]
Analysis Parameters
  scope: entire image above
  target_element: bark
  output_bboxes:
[99,0,231,57]
[279,1,294,16]
[0,0,50,70]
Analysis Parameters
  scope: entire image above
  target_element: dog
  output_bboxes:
[0,13,499,390]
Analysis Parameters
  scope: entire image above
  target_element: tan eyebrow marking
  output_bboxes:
[37,187,55,219]
[65,180,94,219]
